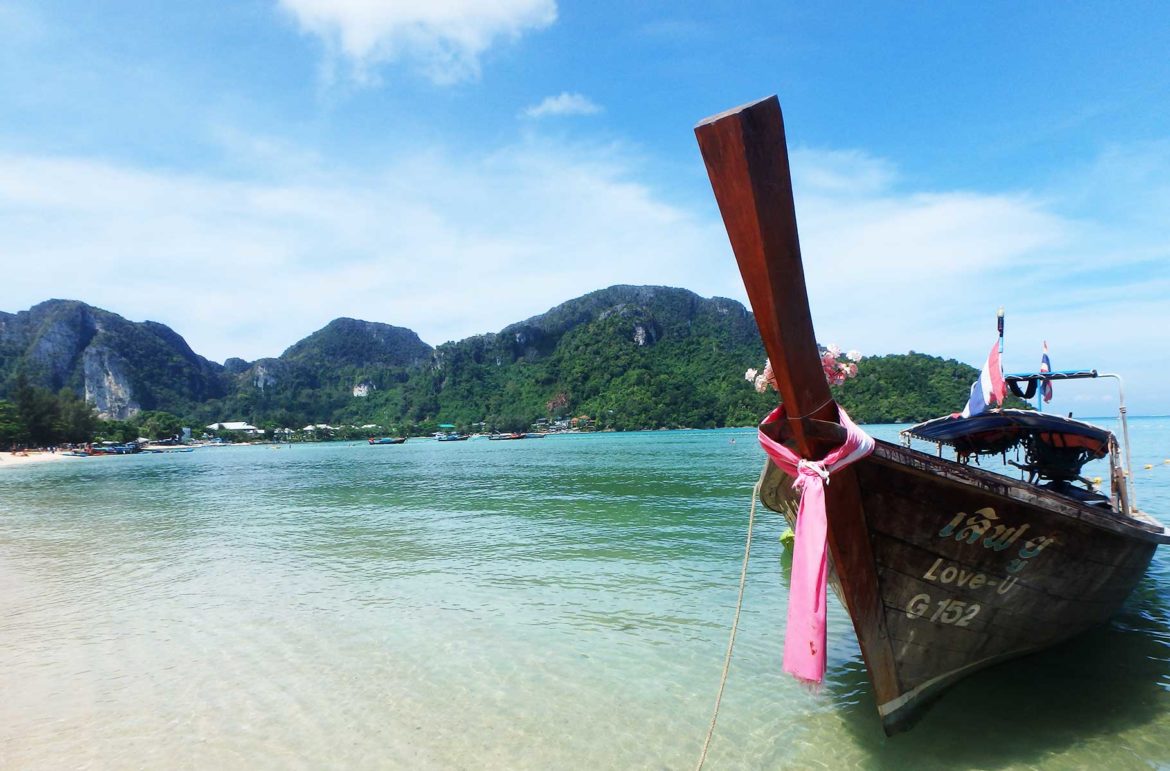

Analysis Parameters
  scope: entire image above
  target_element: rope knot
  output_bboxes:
[795,459,831,487]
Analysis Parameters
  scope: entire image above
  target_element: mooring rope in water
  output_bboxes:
[695,465,766,771]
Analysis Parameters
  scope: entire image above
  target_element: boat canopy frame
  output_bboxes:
[902,369,1136,513]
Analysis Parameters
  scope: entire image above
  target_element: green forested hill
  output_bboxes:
[835,353,981,424]
[197,318,434,430]
[400,286,774,431]
[1,289,998,436]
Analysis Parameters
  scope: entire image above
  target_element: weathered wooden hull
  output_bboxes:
[760,438,1169,734]
[694,94,1170,734]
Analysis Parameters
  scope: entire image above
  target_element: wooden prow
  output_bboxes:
[694,95,902,720]
[693,96,834,455]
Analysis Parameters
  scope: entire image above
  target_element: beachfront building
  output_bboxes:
[206,421,264,436]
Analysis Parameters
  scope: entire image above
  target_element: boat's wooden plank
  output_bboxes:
[694,97,829,450]
[872,535,1151,610]
[696,97,902,708]
[872,533,1153,609]
[863,487,1155,701]
[876,579,1131,695]
[855,461,1160,569]
[872,442,1170,542]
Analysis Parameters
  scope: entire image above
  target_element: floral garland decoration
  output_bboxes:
[746,345,862,393]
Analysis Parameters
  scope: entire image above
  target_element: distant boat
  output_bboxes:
[432,424,468,442]
[524,432,547,439]
[488,433,525,440]
[367,436,406,445]
[89,442,140,455]
[696,95,1170,735]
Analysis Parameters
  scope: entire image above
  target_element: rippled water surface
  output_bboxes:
[3,422,1170,769]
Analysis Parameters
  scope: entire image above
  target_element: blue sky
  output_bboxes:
[2,1,1169,414]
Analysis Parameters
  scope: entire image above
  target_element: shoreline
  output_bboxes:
[0,451,71,469]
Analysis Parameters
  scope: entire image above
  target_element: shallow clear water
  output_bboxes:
[2,420,1170,769]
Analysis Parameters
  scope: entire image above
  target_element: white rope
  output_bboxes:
[797,458,830,485]
[695,464,766,771]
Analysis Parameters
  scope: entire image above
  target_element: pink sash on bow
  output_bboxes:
[757,404,874,685]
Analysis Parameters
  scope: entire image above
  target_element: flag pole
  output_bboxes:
[997,307,1005,413]
[997,306,1004,365]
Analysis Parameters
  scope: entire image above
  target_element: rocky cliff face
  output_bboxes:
[81,346,141,418]
[0,300,226,419]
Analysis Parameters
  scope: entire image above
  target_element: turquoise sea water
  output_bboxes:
[3,420,1170,769]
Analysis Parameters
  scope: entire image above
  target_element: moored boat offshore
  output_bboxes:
[367,436,406,445]
[695,95,1170,734]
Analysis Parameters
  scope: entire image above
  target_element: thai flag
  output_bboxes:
[1040,341,1053,403]
[960,341,1006,418]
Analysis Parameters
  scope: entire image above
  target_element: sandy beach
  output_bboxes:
[0,451,71,468]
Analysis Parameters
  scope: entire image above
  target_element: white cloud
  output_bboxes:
[780,145,1170,414]
[791,148,897,197]
[0,139,726,364]
[278,0,557,84]
[522,92,602,119]
[2,134,1168,413]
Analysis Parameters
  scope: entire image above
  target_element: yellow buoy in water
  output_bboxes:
[1145,464,1154,470]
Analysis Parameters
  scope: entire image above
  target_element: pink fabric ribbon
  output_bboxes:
[757,404,874,685]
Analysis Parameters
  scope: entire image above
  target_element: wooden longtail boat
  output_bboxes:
[694,96,1170,734]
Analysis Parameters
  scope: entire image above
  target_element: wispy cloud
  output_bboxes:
[278,0,557,84]
[522,92,602,119]
[791,148,898,197]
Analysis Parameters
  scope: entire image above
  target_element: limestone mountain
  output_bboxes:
[214,319,434,428]
[188,285,769,431]
[403,285,771,431]
[280,318,432,370]
[1,288,988,431]
[0,300,226,420]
